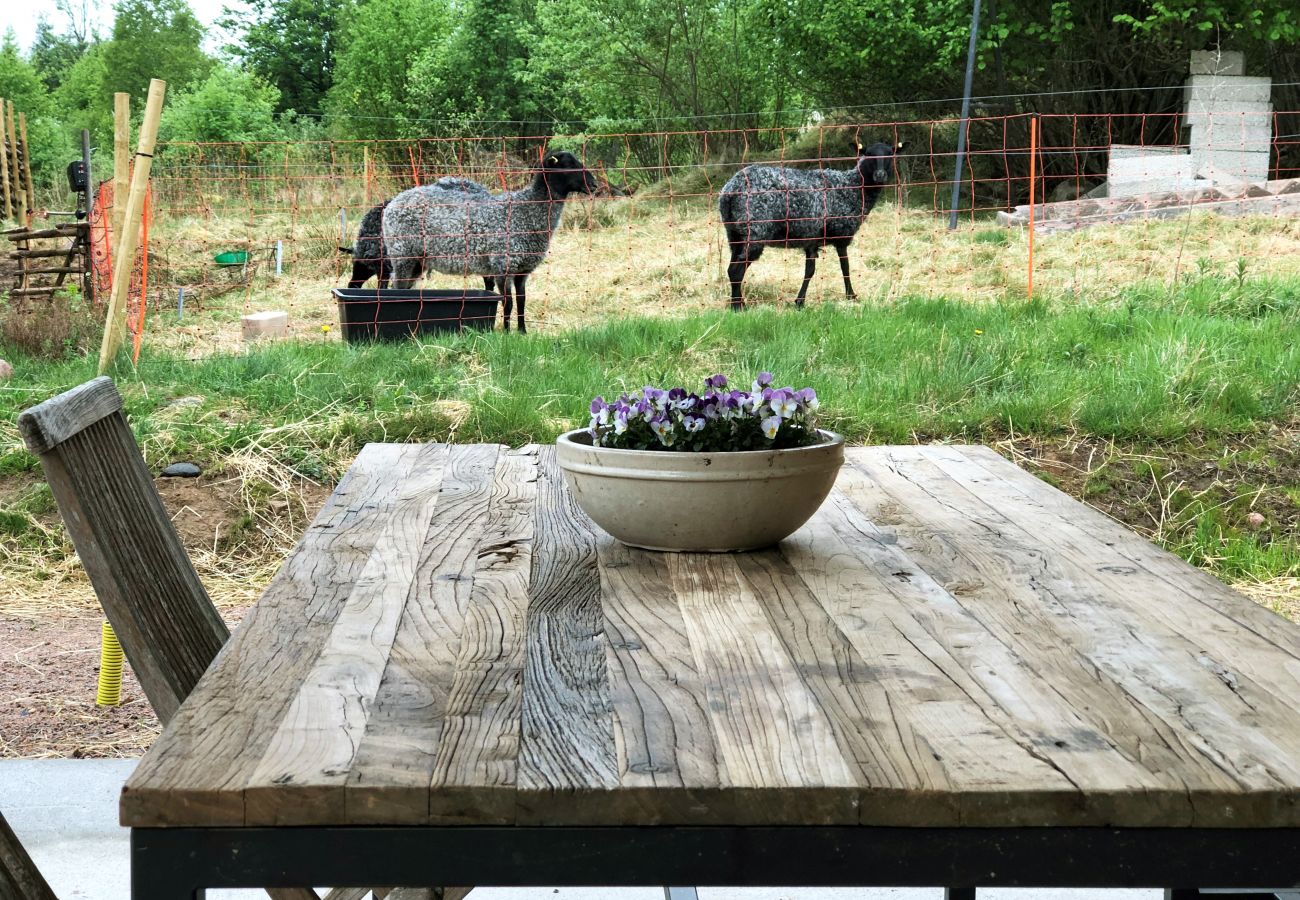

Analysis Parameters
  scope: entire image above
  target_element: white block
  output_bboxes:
[1182,105,1273,131]
[1108,155,1195,182]
[1191,148,1270,183]
[1185,78,1272,109]
[1187,122,1272,151]
[1108,178,1203,198]
[1189,50,1245,76]
[241,310,289,342]
[1108,144,1186,160]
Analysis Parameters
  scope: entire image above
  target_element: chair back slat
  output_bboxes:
[18,377,228,724]
[0,809,58,900]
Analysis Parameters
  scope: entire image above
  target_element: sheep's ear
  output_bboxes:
[895,140,907,152]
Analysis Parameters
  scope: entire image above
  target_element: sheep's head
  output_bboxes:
[856,141,904,185]
[540,150,600,197]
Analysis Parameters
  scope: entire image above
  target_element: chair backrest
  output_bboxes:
[18,376,228,724]
[0,809,58,900]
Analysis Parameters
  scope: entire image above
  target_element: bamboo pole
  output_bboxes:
[98,79,165,375]
[0,98,10,220]
[113,93,131,245]
[19,113,35,218]
[8,102,26,226]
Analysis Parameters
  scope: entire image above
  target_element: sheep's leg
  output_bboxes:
[497,276,513,332]
[835,243,856,299]
[347,261,372,290]
[483,277,496,293]
[726,242,758,310]
[795,247,818,308]
[513,275,527,334]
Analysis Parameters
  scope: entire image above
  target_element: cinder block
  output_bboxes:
[1184,76,1272,108]
[1187,122,1273,151]
[1108,154,1195,181]
[1189,50,1244,76]
[1191,148,1270,184]
[1182,106,1273,132]
[242,310,289,342]
[1108,144,1186,160]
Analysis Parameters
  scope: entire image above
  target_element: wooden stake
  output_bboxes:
[113,93,131,247]
[1027,114,1037,301]
[18,113,35,218]
[98,79,165,375]
[5,101,21,225]
[0,98,10,220]
[363,145,371,206]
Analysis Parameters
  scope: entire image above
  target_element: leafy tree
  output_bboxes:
[222,0,350,115]
[0,35,68,181]
[158,63,284,143]
[406,0,539,128]
[101,0,210,102]
[325,0,453,138]
[30,19,91,92]
[53,42,113,151]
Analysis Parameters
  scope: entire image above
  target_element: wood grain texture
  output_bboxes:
[123,444,1300,830]
[0,810,58,900]
[18,375,122,454]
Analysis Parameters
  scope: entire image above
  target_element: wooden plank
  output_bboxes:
[779,489,1081,826]
[243,445,451,825]
[866,446,1300,824]
[597,538,722,820]
[664,550,861,824]
[0,810,58,900]
[122,444,433,827]
[516,447,618,824]
[427,447,538,825]
[17,376,121,454]
[346,444,500,824]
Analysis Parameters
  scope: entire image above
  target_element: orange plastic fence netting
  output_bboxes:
[125,108,1299,352]
[90,181,152,361]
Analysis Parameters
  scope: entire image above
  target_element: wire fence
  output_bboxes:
[92,108,1300,352]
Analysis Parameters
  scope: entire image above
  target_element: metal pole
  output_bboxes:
[948,0,982,230]
[81,129,93,222]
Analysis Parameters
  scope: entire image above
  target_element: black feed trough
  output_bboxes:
[332,288,502,343]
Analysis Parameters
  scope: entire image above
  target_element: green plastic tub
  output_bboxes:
[214,250,250,266]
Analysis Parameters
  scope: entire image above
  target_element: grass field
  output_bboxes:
[1,207,1299,756]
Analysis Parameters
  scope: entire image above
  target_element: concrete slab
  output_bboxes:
[1187,122,1273,150]
[1190,148,1271,183]
[1184,75,1273,106]
[1189,50,1245,76]
[1184,99,1273,122]
[0,760,1167,900]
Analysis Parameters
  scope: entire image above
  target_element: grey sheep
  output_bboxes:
[343,179,492,290]
[718,140,903,309]
[383,150,598,332]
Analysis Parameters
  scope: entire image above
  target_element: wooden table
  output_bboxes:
[122,444,1300,898]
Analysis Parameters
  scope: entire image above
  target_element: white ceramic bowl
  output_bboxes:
[555,428,845,552]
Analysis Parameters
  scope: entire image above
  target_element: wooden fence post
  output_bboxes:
[113,93,131,246]
[19,113,35,218]
[98,79,165,375]
[0,98,10,220]
[8,101,26,226]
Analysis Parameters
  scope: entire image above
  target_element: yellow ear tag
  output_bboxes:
[547,156,558,164]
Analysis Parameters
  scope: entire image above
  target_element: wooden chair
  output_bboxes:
[17,377,371,900]
[0,809,58,900]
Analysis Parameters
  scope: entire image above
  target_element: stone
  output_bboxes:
[162,396,204,408]
[242,310,289,342]
[0,359,12,380]
[1245,512,1266,530]
[161,462,201,478]
[1189,50,1245,76]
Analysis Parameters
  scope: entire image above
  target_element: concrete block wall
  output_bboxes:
[1182,59,1272,187]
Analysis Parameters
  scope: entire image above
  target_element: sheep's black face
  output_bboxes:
[541,150,599,196]
[858,141,898,185]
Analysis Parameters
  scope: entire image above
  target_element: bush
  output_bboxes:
[0,288,103,360]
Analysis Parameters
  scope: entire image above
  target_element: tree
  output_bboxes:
[222,0,349,115]
[159,63,284,142]
[325,0,453,139]
[30,19,90,92]
[0,34,67,181]
[54,42,113,151]
[101,0,210,102]
[406,0,540,128]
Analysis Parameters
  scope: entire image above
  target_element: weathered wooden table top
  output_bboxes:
[122,443,1300,830]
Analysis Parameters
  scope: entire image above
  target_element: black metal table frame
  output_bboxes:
[131,825,1300,899]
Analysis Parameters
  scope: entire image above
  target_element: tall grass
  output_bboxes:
[2,284,1297,477]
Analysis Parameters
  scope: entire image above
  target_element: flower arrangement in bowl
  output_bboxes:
[556,373,844,552]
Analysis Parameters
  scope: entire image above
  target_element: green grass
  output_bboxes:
[2,281,1297,478]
